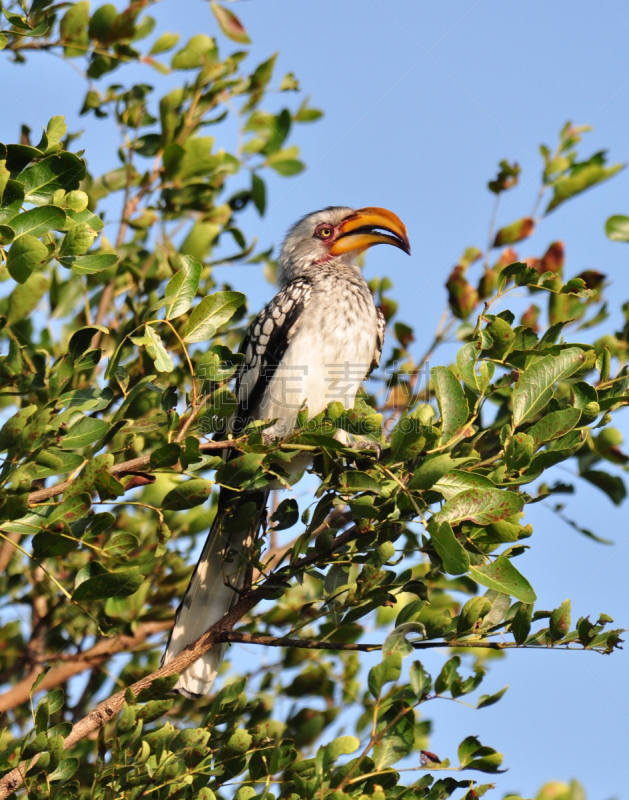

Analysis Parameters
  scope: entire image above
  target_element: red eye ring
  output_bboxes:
[315,224,334,240]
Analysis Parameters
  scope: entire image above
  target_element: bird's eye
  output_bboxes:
[315,225,334,240]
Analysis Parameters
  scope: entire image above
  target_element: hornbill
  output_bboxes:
[161,206,410,697]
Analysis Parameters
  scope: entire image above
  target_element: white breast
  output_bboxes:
[258,294,378,437]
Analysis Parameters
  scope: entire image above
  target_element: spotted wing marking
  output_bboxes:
[369,306,386,375]
[230,278,313,433]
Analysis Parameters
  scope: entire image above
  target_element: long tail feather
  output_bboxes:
[161,487,268,698]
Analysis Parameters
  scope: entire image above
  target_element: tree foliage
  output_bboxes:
[0,3,626,799]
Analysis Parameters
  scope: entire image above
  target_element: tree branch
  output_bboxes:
[0,621,171,716]
[252,507,351,581]
[27,439,241,505]
[221,631,566,652]
[0,522,363,798]
[0,530,19,573]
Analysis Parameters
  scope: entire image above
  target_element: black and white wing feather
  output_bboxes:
[369,306,386,375]
[229,278,312,433]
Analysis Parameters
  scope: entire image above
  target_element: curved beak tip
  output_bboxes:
[331,206,411,257]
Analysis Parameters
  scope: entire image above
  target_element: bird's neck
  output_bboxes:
[277,257,365,289]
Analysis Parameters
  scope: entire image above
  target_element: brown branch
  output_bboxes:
[0,530,19,573]
[224,632,507,652]
[0,593,265,798]
[252,507,352,581]
[0,621,171,716]
[0,523,362,798]
[224,632,381,651]
[27,439,240,505]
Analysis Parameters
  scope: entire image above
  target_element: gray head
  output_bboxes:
[277,205,410,285]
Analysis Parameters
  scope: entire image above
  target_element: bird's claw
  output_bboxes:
[349,440,382,460]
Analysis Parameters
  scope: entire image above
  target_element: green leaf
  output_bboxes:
[31,451,84,479]
[215,453,265,490]
[511,602,533,644]
[457,596,492,633]
[605,214,629,242]
[87,3,117,42]
[470,557,537,603]
[58,221,97,256]
[526,407,582,448]
[150,443,181,469]
[456,342,494,394]
[482,316,515,359]
[390,406,432,460]
[59,417,109,450]
[18,152,86,204]
[7,272,50,324]
[0,405,36,450]
[149,31,180,55]
[164,255,201,319]
[512,348,586,426]
[323,736,359,767]
[48,493,91,526]
[409,660,432,698]
[131,325,174,373]
[33,530,78,558]
[383,622,426,657]
[0,179,24,224]
[10,205,66,237]
[339,470,382,495]
[162,479,212,510]
[549,599,571,641]
[251,173,266,215]
[72,567,144,601]
[373,702,415,769]
[493,217,535,247]
[267,157,304,176]
[428,519,470,575]
[6,234,49,283]
[104,532,140,557]
[432,366,469,445]
[68,326,109,359]
[581,469,626,505]
[43,117,67,151]
[170,33,215,70]
[270,498,299,531]
[433,470,495,501]
[408,454,475,491]
[546,161,623,214]
[63,205,103,231]
[210,1,251,43]
[185,291,245,343]
[58,253,119,275]
[48,757,79,783]
[368,653,401,698]
[435,489,523,526]
[435,655,461,694]
[458,736,504,773]
[477,686,508,709]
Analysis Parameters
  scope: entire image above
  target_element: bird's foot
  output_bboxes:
[348,440,382,460]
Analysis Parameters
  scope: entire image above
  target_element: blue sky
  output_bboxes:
[3,2,629,797]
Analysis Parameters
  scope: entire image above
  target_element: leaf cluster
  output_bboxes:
[0,4,625,800]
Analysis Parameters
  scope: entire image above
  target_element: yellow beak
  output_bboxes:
[329,206,411,257]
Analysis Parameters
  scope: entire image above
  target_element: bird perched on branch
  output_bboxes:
[161,206,410,697]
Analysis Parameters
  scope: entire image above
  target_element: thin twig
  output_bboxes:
[27,439,242,505]
[0,530,20,573]
[0,621,171,715]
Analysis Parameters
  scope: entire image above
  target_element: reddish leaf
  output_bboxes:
[447,266,479,319]
[493,217,535,247]
[210,1,250,44]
